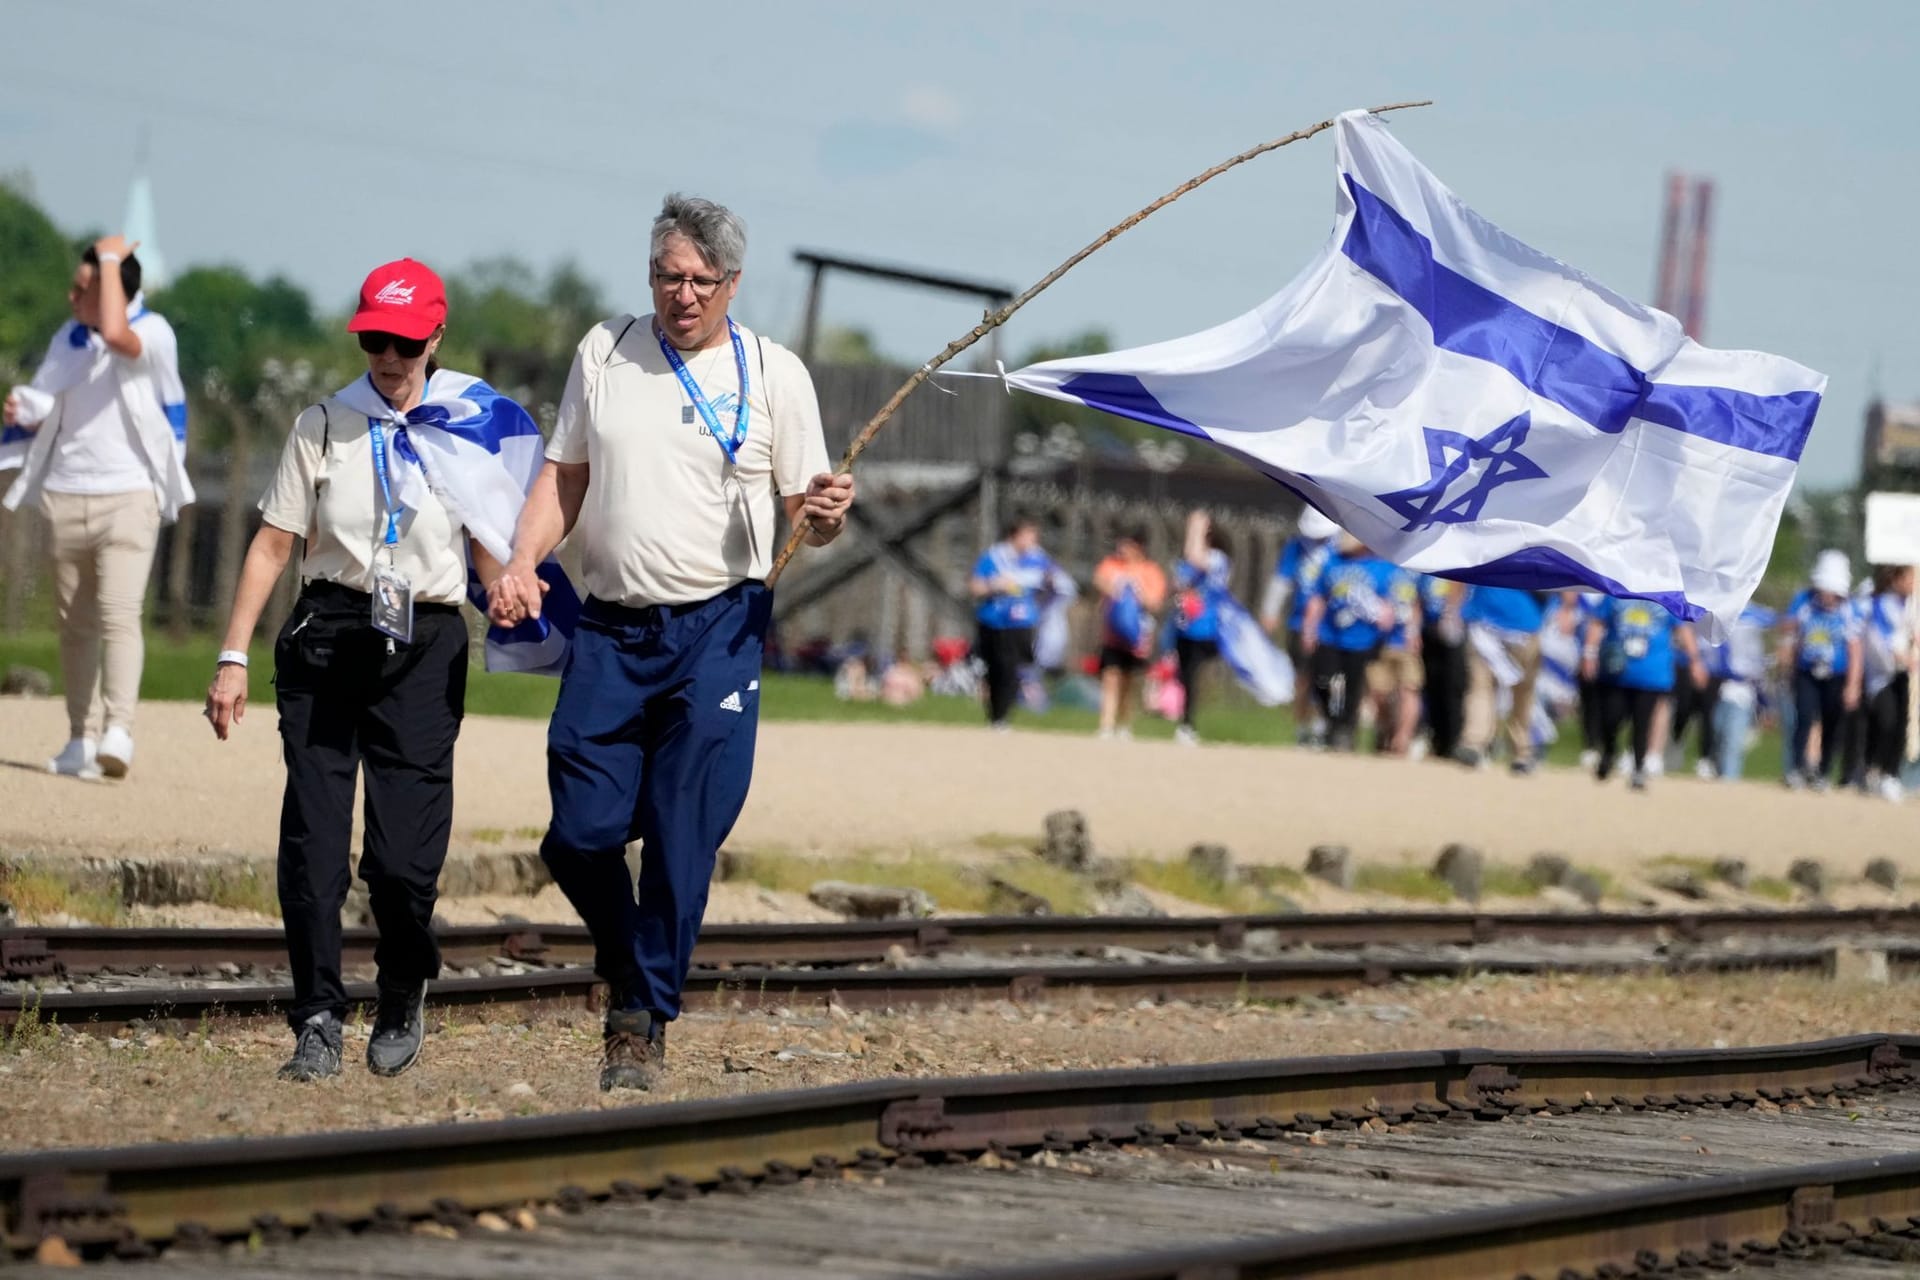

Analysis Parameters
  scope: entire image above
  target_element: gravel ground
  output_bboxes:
[3,700,1917,877]
[4,971,1915,1153]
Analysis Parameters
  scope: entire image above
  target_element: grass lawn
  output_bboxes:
[0,627,1787,779]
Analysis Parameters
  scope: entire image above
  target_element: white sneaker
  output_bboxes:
[1881,776,1905,804]
[1644,755,1666,779]
[1578,749,1599,770]
[96,726,134,778]
[1694,759,1717,781]
[1174,725,1199,747]
[48,737,101,781]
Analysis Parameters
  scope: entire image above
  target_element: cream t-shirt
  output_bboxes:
[258,400,470,605]
[547,315,830,608]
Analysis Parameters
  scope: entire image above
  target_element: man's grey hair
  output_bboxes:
[650,193,747,276]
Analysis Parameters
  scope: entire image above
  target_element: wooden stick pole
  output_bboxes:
[766,99,1433,586]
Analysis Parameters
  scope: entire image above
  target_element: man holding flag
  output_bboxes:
[1004,111,1824,642]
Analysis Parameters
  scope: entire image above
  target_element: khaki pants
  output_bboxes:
[1464,629,1541,761]
[42,489,161,741]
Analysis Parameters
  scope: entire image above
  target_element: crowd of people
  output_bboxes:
[960,509,1918,799]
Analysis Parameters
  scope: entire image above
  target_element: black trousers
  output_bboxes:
[275,582,468,1028]
[978,624,1033,725]
[1175,635,1219,729]
[1597,683,1662,777]
[1791,669,1847,781]
[1313,645,1375,747]
[1669,674,1723,765]
[1420,626,1466,758]
[1867,673,1912,777]
[1577,675,1606,753]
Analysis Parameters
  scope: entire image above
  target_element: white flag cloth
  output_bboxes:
[1005,111,1825,639]
[333,370,578,675]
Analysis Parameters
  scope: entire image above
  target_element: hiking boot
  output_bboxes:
[278,1012,343,1082]
[367,980,427,1077]
[600,1008,666,1092]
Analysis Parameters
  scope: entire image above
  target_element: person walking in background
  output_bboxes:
[1458,586,1545,774]
[1667,630,1724,778]
[970,514,1057,730]
[1778,550,1864,792]
[1582,597,1707,791]
[204,258,528,1083]
[1367,571,1424,756]
[1170,510,1230,745]
[489,195,853,1091]
[1861,565,1915,803]
[1094,526,1167,741]
[1300,533,1407,752]
[1418,576,1467,761]
[1261,506,1337,744]
[3,236,193,781]
[1701,604,1775,782]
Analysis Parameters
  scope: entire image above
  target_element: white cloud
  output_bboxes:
[899,85,964,132]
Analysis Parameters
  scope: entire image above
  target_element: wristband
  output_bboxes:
[216,650,249,668]
[97,252,123,264]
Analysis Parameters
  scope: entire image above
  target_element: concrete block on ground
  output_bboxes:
[1710,858,1750,891]
[808,880,936,920]
[1040,810,1093,872]
[0,666,52,697]
[1649,868,1709,901]
[1434,844,1484,903]
[1865,858,1901,892]
[986,876,1053,917]
[1305,845,1354,891]
[1186,843,1235,885]
[1827,945,1890,985]
[1527,853,1573,889]
[1788,859,1827,898]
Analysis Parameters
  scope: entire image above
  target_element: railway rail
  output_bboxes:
[8,905,1920,979]
[6,1034,1920,1277]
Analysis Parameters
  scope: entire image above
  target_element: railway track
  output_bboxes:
[6,1034,1920,1277]
[8,905,1920,978]
[6,908,1919,1033]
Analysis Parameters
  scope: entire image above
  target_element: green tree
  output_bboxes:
[816,325,887,365]
[438,257,609,414]
[0,178,77,365]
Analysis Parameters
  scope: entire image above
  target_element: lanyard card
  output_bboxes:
[371,564,414,644]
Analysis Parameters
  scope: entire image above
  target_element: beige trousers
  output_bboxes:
[42,488,161,741]
[1464,629,1542,761]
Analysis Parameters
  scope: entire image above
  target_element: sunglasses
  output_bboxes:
[357,331,430,358]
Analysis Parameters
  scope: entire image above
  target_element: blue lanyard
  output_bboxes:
[367,418,401,548]
[657,318,749,465]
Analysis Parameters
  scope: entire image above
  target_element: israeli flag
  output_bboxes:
[1006,111,1825,639]
[1215,594,1294,706]
[334,371,579,675]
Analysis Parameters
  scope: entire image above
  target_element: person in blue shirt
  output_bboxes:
[1861,565,1915,802]
[1261,506,1337,743]
[1171,510,1231,745]
[1366,571,1424,755]
[1301,534,1408,752]
[1776,549,1865,791]
[1458,586,1546,774]
[969,515,1057,730]
[1581,596,1707,790]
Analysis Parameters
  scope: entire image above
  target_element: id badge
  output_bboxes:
[371,565,414,644]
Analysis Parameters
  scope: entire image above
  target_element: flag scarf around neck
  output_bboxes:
[332,371,579,675]
[1004,112,1826,641]
[3,296,192,521]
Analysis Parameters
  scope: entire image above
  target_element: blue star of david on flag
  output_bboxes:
[1375,411,1548,531]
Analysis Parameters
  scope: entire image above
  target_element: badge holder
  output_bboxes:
[372,563,414,645]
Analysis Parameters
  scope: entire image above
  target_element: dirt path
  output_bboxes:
[0,698,1912,877]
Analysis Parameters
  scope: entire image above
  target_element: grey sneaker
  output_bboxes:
[278,1012,343,1082]
[600,1008,666,1092]
[367,981,427,1077]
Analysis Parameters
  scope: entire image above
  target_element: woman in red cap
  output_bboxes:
[202,259,514,1083]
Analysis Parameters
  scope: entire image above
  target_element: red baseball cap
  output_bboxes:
[346,257,447,339]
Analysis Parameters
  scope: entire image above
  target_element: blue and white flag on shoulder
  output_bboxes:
[1006,111,1825,640]
[333,370,579,675]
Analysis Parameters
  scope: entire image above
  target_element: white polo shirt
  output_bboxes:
[42,313,180,496]
[258,401,470,605]
[548,315,829,608]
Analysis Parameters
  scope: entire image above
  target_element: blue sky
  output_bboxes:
[8,0,1915,487]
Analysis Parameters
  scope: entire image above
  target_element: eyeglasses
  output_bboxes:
[357,331,430,358]
[651,269,735,300]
